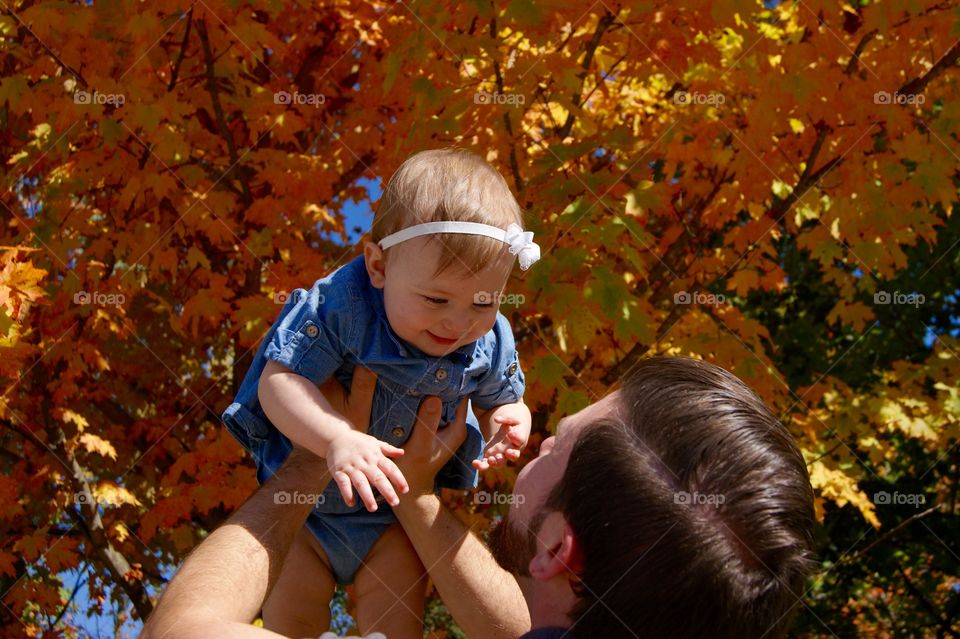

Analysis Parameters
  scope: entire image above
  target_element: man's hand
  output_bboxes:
[318,367,377,432]
[395,396,469,496]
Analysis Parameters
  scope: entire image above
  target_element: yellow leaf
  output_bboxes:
[878,401,938,440]
[809,460,879,527]
[80,433,117,460]
[624,190,643,217]
[94,481,141,507]
[61,409,89,433]
[112,522,130,543]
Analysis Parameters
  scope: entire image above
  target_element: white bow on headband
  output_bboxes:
[378,221,542,270]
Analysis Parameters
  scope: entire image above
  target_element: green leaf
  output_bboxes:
[99,118,123,145]
[555,390,590,422]
[0,307,13,336]
[529,354,569,390]
[383,52,402,94]
[589,267,628,319]
[0,75,29,105]
[505,0,542,25]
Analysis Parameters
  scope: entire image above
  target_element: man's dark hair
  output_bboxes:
[548,356,816,639]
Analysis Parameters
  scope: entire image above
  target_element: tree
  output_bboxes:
[1,0,958,635]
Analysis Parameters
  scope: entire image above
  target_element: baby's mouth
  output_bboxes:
[426,330,458,345]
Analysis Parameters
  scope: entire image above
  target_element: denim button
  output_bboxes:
[406,388,420,396]
[305,324,319,338]
[392,426,405,439]
[435,369,447,381]
[508,362,518,375]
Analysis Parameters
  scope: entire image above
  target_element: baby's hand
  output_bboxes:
[473,403,532,471]
[326,430,408,511]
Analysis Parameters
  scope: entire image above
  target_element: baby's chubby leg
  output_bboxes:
[353,523,428,639]
[262,525,336,638]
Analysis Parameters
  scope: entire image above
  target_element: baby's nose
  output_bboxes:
[443,315,472,334]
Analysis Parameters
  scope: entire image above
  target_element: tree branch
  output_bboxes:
[899,39,960,97]
[197,18,252,205]
[556,10,617,140]
[895,559,948,630]
[839,504,942,566]
[6,7,87,87]
[48,559,90,631]
[167,7,194,92]
[844,29,878,75]
[493,55,524,194]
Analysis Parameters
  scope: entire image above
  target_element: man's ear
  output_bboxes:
[364,241,387,289]
[528,513,585,581]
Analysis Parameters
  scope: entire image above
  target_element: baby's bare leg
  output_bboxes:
[262,526,336,638]
[354,523,428,639]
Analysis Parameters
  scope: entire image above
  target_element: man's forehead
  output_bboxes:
[557,389,622,437]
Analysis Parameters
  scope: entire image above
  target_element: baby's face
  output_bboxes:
[365,237,514,357]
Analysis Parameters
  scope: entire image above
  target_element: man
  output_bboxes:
[142,356,816,638]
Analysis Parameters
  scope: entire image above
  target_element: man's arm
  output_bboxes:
[320,370,531,638]
[141,447,328,639]
[392,399,532,639]
[143,370,380,639]
[395,491,532,639]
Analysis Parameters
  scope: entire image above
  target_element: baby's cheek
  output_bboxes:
[478,314,498,336]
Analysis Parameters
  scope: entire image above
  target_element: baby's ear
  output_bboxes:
[363,242,387,288]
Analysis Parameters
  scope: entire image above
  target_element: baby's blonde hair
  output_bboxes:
[372,148,523,275]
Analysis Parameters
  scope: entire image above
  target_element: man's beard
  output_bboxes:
[488,507,547,578]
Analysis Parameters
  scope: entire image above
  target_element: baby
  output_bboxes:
[221,149,538,639]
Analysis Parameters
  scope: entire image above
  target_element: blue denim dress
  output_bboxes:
[221,255,525,584]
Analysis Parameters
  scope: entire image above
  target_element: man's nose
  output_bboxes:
[539,436,556,456]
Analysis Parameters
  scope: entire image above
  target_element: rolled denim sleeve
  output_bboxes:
[262,279,355,384]
[471,313,525,411]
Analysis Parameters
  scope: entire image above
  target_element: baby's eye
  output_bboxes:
[423,296,447,305]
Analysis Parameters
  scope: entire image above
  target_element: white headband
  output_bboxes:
[378,222,541,270]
